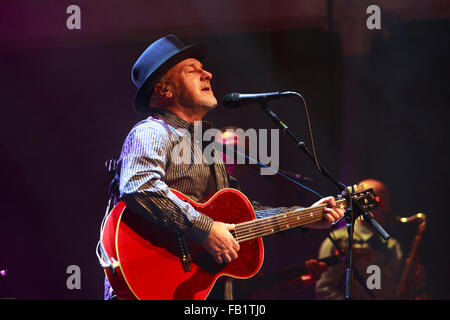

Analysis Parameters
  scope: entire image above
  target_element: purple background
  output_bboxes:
[0,1,449,299]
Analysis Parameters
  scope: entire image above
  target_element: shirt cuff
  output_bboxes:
[183,212,214,243]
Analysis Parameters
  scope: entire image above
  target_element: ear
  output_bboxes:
[154,83,172,98]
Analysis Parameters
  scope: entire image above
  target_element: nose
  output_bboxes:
[201,69,212,81]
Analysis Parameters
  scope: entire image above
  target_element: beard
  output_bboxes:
[175,85,218,114]
[198,94,218,110]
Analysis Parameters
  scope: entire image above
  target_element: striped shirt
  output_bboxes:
[117,108,305,243]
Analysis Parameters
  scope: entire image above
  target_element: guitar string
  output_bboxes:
[185,199,348,254]
[186,215,321,256]
[234,211,323,242]
[234,203,331,231]
[233,201,345,236]
[233,198,346,232]
[235,196,373,239]
[232,199,349,241]
[186,213,323,255]
[233,219,321,244]
[186,206,329,251]
[185,205,326,253]
[234,207,323,236]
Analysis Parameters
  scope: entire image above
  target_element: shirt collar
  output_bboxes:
[149,108,213,133]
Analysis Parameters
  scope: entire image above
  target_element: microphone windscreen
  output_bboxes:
[222,93,241,108]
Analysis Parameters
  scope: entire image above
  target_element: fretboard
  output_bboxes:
[232,199,346,243]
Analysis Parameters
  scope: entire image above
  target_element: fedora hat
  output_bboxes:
[131,34,207,113]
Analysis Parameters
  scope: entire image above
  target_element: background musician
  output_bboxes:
[315,179,403,299]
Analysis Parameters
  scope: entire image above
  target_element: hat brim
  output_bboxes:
[133,43,207,113]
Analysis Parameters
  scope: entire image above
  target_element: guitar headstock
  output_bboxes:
[351,188,380,212]
[337,186,380,212]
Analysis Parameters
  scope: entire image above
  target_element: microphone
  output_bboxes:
[223,91,296,108]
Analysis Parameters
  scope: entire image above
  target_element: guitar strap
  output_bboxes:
[210,147,231,191]
[224,278,234,300]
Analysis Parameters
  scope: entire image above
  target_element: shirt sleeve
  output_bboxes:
[118,123,213,243]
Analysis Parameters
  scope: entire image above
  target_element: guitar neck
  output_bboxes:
[232,199,346,243]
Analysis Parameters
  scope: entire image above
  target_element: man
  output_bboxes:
[315,179,403,299]
[105,34,344,300]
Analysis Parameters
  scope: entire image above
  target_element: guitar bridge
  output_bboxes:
[177,236,192,272]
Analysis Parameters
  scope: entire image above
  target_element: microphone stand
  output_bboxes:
[258,101,390,299]
[327,232,375,299]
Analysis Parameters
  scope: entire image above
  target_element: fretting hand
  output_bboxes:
[306,196,345,229]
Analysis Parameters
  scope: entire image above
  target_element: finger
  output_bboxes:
[335,208,345,218]
[330,209,341,220]
[226,224,240,251]
[226,223,236,231]
[215,255,223,264]
[323,213,333,223]
[222,253,232,264]
[323,208,336,222]
[232,240,240,252]
[228,247,238,260]
[318,196,335,207]
[325,215,336,226]
[327,197,336,207]
[325,208,340,220]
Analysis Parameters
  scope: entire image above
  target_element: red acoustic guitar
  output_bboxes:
[100,187,378,300]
